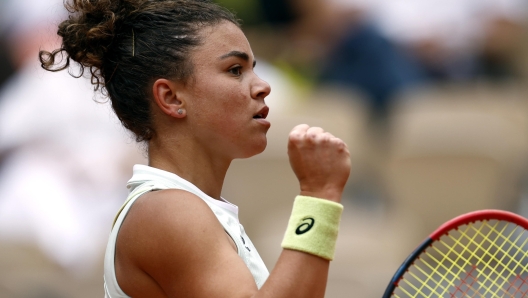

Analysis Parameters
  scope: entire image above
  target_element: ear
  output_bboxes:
[152,78,186,118]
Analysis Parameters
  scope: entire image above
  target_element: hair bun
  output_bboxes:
[59,0,124,70]
[40,0,145,84]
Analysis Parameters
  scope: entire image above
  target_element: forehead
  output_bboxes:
[192,21,253,64]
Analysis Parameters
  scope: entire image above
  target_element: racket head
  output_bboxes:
[383,209,528,298]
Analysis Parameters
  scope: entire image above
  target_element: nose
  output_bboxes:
[251,74,271,100]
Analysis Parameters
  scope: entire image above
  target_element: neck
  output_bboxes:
[147,135,231,200]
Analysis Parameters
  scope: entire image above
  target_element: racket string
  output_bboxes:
[406,222,491,297]
[504,274,528,297]
[450,222,525,297]
[427,222,494,297]
[473,225,528,297]
[392,220,528,297]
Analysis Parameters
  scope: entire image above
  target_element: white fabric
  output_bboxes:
[104,165,269,297]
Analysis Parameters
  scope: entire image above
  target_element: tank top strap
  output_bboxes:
[104,181,174,298]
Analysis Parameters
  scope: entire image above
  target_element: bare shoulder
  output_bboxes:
[119,189,222,255]
[115,189,250,297]
[125,188,218,232]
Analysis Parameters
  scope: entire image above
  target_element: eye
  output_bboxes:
[228,66,242,76]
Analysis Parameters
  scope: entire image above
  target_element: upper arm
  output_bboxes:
[116,189,258,298]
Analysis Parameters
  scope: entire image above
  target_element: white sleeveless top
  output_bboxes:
[103,165,269,297]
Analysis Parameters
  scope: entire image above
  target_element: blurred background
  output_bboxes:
[0,0,528,297]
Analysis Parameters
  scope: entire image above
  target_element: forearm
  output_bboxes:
[252,194,343,298]
[253,249,330,298]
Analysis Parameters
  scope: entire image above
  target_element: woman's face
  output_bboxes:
[181,21,271,159]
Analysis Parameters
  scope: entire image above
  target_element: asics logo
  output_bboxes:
[295,217,315,235]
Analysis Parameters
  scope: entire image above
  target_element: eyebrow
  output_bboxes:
[219,51,257,67]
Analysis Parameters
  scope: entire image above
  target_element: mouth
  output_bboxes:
[253,106,269,120]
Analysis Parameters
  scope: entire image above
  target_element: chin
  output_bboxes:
[238,138,268,159]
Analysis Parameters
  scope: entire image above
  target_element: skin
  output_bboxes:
[114,20,351,297]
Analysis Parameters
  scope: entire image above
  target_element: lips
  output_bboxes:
[253,106,269,119]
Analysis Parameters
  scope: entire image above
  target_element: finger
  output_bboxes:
[289,124,310,135]
[305,126,325,141]
[329,136,347,150]
[336,141,350,157]
[288,124,310,144]
[324,131,335,139]
[322,132,335,142]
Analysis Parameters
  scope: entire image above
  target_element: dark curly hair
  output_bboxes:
[39,0,239,142]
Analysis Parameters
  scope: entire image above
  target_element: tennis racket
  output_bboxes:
[382,209,528,297]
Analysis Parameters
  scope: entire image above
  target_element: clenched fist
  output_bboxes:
[287,124,351,203]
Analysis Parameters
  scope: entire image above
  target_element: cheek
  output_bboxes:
[193,91,245,132]
[212,89,248,123]
[190,76,249,127]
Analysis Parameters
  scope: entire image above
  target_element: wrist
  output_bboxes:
[299,189,342,203]
[281,195,344,261]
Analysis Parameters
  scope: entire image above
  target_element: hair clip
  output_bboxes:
[132,29,135,57]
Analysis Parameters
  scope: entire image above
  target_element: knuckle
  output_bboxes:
[322,132,333,142]
[289,130,303,139]
[288,137,302,148]
[288,131,299,139]
[306,131,319,140]
[332,139,347,151]
[307,126,323,134]
[291,124,309,133]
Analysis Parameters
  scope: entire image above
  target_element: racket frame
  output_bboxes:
[382,209,528,298]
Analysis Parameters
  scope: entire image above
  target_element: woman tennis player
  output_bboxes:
[40,0,351,297]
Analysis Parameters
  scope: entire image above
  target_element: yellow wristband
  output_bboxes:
[281,195,343,260]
